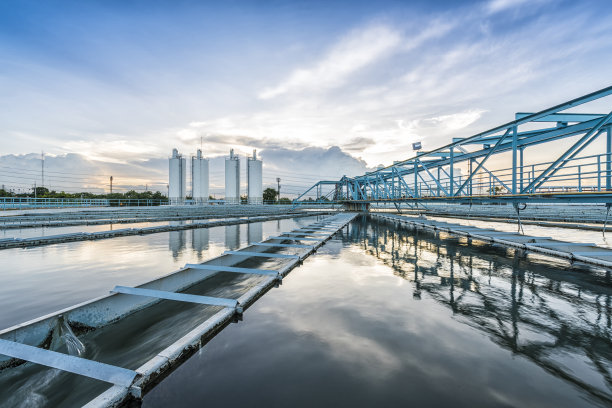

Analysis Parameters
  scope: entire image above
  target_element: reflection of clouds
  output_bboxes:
[260,252,469,382]
[361,218,612,403]
[262,303,402,379]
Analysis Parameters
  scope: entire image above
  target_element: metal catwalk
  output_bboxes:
[294,86,612,208]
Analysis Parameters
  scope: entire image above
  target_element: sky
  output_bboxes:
[1,0,612,196]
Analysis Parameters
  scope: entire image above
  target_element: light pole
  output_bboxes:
[276,177,281,204]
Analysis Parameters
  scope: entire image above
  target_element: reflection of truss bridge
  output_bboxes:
[341,216,612,405]
[295,86,612,208]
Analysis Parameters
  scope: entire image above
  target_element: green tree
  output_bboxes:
[263,188,277,203]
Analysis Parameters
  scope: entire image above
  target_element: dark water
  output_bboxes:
[144,215,612,408]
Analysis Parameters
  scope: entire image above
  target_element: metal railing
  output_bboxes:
[0,198,169,210]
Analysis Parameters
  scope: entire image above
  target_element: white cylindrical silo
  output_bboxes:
[169,148,186,205]
[247,149,262,205]
[191,149,209,204]
[225,149,240,204]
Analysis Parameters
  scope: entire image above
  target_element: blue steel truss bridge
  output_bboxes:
[294,86,612,211]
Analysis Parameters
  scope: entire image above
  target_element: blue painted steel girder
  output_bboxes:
[294,85,612,206]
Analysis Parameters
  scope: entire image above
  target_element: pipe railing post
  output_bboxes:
[414,161,418,198]
[598,155,602,191]
[512,125,517,194]
[519,147,524,192]
[606,126,612,191]
[449,147,454,197]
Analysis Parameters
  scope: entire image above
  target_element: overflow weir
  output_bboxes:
[0,213,356,407]
[0,211,334,249]
[0,205,317,230]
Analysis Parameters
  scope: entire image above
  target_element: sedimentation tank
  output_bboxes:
[247,149,263,204]
[191,149,209,204]
[225,149,240,204]
[169,148,186,205]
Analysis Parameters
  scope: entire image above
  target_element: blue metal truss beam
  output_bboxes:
[524,111,612,192]
[515,112,604,122]
[294,85,612,205]
[355,117,604,185]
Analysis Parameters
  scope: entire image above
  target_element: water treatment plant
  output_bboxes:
[0,85,611,407]
[2,1,612,406]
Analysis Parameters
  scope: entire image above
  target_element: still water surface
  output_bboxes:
[144,215,612,408]
[0,217,318,329]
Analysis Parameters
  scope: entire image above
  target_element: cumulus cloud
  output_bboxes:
[0,145,370,198]
[261,146,369,177]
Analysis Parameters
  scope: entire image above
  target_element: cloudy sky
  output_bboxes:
[1,0,611,196]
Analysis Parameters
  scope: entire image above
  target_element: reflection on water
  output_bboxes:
[0,216,323,330]
[168,230,186,259]
[355,216,612,405]
[145,215,612,408]
[225,225,240,250]
[192,228,209,258]
[247,223,263,244]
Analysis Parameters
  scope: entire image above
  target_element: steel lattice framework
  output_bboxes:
[294,86,612,208]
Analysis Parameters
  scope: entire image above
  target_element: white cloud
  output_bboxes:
[61,139,163,163]
[259,24,402,99]
[485,0,538,14]
[428,110,488,131]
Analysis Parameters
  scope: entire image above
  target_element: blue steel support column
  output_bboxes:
[519,147,524,192]
[449,147,454,196]
[437,166,440,196]
[606,127,612,190]
[414,161,418,198]
[512,125,518,194]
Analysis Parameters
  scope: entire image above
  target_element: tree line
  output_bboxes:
[0,187,167,200]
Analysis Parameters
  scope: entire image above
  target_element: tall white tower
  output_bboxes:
[247,149,263,204]
[191,149,209,204]
[225,149,240,204]
[169,148,186,204]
